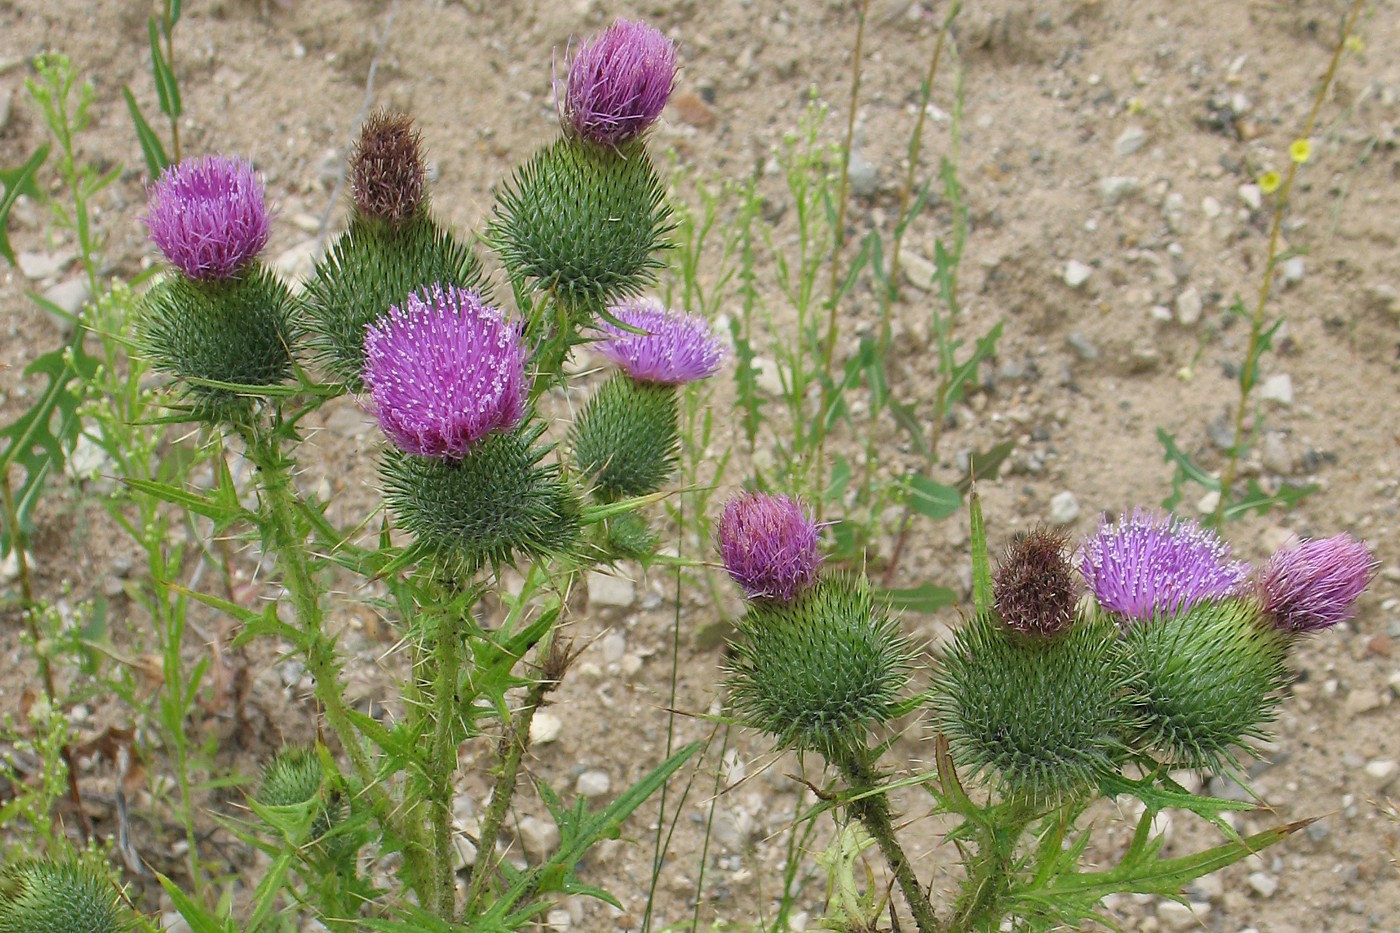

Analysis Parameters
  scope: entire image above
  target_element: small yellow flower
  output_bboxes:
[1344,35,1365,54]
[1290,138,1312,164]
[1259,171,1281,194]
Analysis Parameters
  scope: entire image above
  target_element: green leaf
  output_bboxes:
[148,16,182,119]
[969,489,991,616]
[156,873,235,933]
[956,439,1016,495]
[1222,478,1317,521]
[125,475,249,530]
[168,0,183,28]
[1157,427,1220,513]
[903,472,961,521]
[879,582,957,613]
[0,144,50,266]
[244,848,297,931]
[0,342,99,556]
[122,85,169,178]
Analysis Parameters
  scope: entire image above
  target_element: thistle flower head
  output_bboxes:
[717,492,822,602]
[595,299,727,384]
[0,859,133,933]
[143,154,271,280]
[1078,509,1247,622]
[562,19,677,145]
[349,109,427,224]
[363,284,526,459]
[993,526,1078,638]
[1258,534,1377,634]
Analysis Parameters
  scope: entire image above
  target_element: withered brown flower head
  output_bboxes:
[349,109,426,224]
[993,526,1078,638]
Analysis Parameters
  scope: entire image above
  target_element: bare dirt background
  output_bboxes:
[2,0,1399,931]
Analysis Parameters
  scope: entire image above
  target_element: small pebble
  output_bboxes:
[518,815,560,859]
[530,712,562,745]
[1114,124,1148,156]
[1065,331,1099,361]
[1239,183,1263,211]
[1281,256,1305,285]
[1048,491,1080,524]
[575,769,612,798]
[1098,175,1139,206]
[1246,871,1279,898]
[1063,260,1093,288]
[1175,286,1203,325]
[846,149,879,198]
[1364,759,1399,792]
[587,571,636,609]
[1258,374,1294,406]
[898,248,937,292]
[1344,688,1384,716]
[1201,195,1223,219]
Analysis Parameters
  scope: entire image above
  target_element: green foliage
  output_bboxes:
[570,375,680,501]
[931,612,1138,804]
[301,214,486,388]
[0,859,134,933]
[381,425,581,572]
[1126,599,1291,772]
[491,137,672,315]
[138,264,296,420]
[726,577,911,759]
[0,145,48,266]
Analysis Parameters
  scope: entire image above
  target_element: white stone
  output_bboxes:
[587,571,636,609]
[1115,124,1148,156]
[752,356,786,397]
[530,711,563,745]
[16,250,65,280]
[41,277,91,325]
[1175,286,1203,325]
[1239,183,1263,211]
[1150,304,1174,322]
[1098,175,1140,206]
[1246,871,1279,898]
[1062,260,1093,288]
[1196,490,1221,516]
[1157,899,1211,931]
[518,815,560,859]
[1364,759,1399,791]
[575,769,612,798]
[1344,688,1384,716]
[545,909,572,932]
[898,248,937,292]
[1163,192,1187,233]
[1201,195,1223,219]
[1281,256,1305,285]
[600,630,628,662]
[1048,491,1080,524]
[1258,374,1294,406]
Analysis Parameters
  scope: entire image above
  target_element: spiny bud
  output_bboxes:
[381,424,581,573]
[993,526,1077,638]
[138,264,295,422]
[1126,598,1290,772]
[349,109,427,224]
[931,613,1137,804]
[143,154,271,280]
[570,374,679,500]
[255,747,342,843]
[491,137,672,315]
[716,492,822,602]
[300,214,485,389]
[1078,509,1247,623]
[726,576,910,759]
[1258,534,1377,635]
[0,860,134,933]
[561,19,677,146]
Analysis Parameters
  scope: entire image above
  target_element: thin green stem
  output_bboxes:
[839,751,942,933]
[815,0,867,516]
[1211,0,1364,527]
[429,606,465,918]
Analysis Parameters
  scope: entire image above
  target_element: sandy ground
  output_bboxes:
[2,0,1399,930]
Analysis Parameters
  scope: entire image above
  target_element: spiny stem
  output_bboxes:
[429,605,465,918]
[1211,0,1364,527]
[840,751,942,933]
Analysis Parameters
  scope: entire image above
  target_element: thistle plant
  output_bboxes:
[0,859,136,933]
[722,490,1376,931]
[108,15,711,930]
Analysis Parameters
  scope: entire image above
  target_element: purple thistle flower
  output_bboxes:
[1078,509,1248,622]
[1258,535,1377,634]
[363,285,526,459]
[562,19,677,145]
[594,299,727,385]
[143,155,271,280]
[717,492,822,602]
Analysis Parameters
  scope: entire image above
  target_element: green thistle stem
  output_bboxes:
[838,751,943,933]
[241,421,434,900]
[429,605,465,918]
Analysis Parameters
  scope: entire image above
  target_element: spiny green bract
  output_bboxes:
[726,577,911,759]
[931,612,1138,804]
[570,374,679,500]
[256,747,342,842]
[1126,598,1290,773]
[382,424,581,572]
[490,137,672,315]
[599,511,659,561]
[300,213,485,389]
[0,859,133,933]
[138,263,294,421]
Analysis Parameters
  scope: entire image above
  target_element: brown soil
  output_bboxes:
[2,1,1398,931]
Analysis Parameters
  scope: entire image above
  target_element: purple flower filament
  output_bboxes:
[563,19,677,145]
[718,493,822,602]
[143,155,271,280]
[1259,535,1377,634]
[363,285,527,460]
[1078,509,1247,622]
[595,299,727,385]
